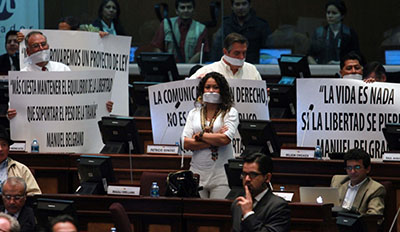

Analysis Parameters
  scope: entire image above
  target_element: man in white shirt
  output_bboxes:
[189,32,261,80]
[7,31,113,119]
[232,153,290,231]
[331,148,385,215]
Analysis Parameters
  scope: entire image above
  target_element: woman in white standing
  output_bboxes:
[182,72,239,199]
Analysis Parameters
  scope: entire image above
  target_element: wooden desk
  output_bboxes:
[29,194,341,232]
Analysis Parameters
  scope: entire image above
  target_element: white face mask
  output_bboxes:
[24,49,50,65]
[343,74,362,80]
[203,92,222,104]
[223,55,245,66]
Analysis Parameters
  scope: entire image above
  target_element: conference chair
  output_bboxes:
[139,172,168,196]
[109,202,133,232]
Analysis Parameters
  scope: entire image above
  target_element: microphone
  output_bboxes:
[300,104,314,147]
[159,101,181,144]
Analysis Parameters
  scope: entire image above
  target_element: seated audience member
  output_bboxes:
[363,61,387,83]
[232,153,290,231]
[210,0,271,64]
[0,30,20,74]
[92,0,126,35]
[308,0,359,64]
[0,126,41,195]
[331,148,385,215]
[189,32,261,80]
[338,51,363,79]
[151,0,209,63]
[50,215,77,232]
[7,31,113,119]
[182,72,239,199]
[1,177,35,232]
[58,16,80,30]
[0,212,20,232]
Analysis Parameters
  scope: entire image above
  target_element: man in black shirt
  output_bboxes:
[0,30,19,75]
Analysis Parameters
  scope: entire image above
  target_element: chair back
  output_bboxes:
[109,202,133,232]
[140,172,168,196]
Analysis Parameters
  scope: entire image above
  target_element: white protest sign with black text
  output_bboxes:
[297,78,398,159]
[149,79,269,155]
[9,70,114,153]
[19,29,131,115]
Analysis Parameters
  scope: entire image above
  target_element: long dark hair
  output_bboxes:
[196,72,234,113]
[98,0,121,23]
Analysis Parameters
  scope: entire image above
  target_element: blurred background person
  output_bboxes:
[308,0,360,64]
[0,213,20,232]
[210,0,271,64]
[182,72,238,199]
[363,61,387,83]
[50,215,78,232]
[92,0,126,35]
[58,16,80,30]
[151,0,209,63]
[0,30,20,75]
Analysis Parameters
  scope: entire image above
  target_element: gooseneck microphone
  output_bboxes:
[300,104,314,147]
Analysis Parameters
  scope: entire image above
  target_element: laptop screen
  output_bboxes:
[259,48,292,64]
[385,49,400,65]
[129,46,138,63]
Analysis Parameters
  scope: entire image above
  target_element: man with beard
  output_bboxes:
[231,153,290,232]
[210,0,271,64]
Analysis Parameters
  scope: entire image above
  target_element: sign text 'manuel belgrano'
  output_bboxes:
[297,78,399,159]
[149,79,269,156]
[9,70,114,153]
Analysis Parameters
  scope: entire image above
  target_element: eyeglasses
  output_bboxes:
[345,165,362,171]
[2,194,25,200]
[30,41,47,49]
[240,171,262,179]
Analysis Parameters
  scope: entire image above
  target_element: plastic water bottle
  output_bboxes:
[110,227,116,232]
[314,145,322,160]
[31,139,39,152]
[150,182,159,197]
[280,186,285,191]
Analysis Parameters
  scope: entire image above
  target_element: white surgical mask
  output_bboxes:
[203,92,222,104]
[343,74,362,80]
[24,49,50,65]
[223,55,245,66]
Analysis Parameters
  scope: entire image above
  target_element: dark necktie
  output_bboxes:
[42,66,47,71]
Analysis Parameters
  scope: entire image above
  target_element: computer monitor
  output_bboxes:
[278,55,311,78]
[268,83,296,118]
[382,123,400,151]
[238,120,281,157]
[129,46,138,63]
[129,81,160,117]
[137,52,181,82]
[76,155,116,194]
[224,158,244,199]
[35,198,75,231]
[259,48,292,64]
[98,116,143,154]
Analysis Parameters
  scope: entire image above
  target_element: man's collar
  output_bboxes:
[177,18,193,26]
[348,177,368,188]
[254,187,269,202]
[221,56,243,73]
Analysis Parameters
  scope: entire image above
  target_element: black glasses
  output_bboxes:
[345,165,362,171]
[240,171,262,179]
[2,194,25,200]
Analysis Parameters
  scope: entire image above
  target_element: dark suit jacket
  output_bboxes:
[231,190,291,232]
[0,53,20,74]
[1,205,36,232]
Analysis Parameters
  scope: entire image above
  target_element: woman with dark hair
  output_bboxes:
[92,0,126,35]
[308,0,359,64]
[182,72,238,199]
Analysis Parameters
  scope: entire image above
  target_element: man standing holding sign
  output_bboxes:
[189,33,262,80]
[7,31,113,119]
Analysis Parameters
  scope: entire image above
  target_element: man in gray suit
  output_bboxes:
[331,148,385,215]
[232,153,290,232]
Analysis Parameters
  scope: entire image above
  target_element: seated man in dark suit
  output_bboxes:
[232,153,290,232]
[1,177,35,232]
[331,148,385,215]
[0,30,20,75]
